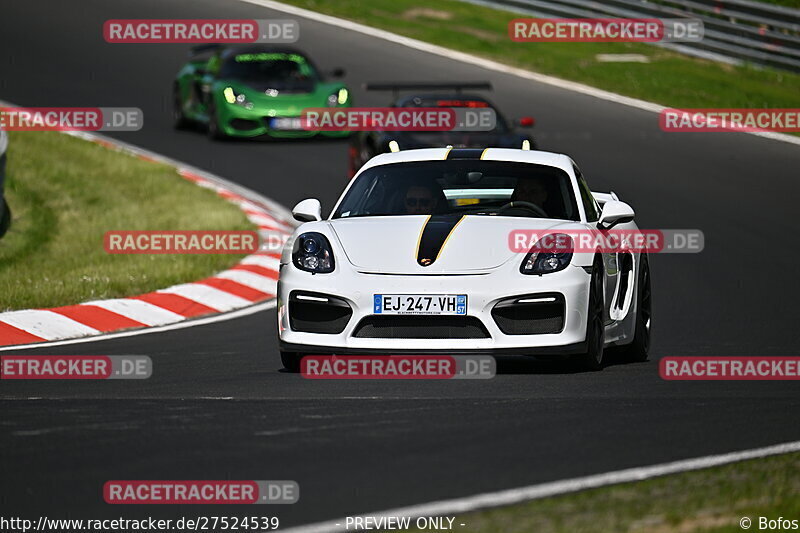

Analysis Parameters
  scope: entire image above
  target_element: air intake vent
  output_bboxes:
[491,293,565,335]
[353,315,489,339]
[289,291,352,334]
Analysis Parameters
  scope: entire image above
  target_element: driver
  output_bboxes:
[511,177,548,208]
[404,184,438,215]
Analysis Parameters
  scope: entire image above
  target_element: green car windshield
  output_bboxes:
[219,53,318,84]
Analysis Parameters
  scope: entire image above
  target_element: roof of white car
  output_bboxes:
[357,148,575,176]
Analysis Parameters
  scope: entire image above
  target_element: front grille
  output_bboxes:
[353,315,490,339]
[289,291,352,334]
[491,293,565,335]
[230,118,261,131]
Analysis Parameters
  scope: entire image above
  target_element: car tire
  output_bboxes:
[207,102,226,141]
[619,254,652,362]
[281,351,303,373]
[172,85,189,130]
[0,198,10,239]
[572,259,605,371]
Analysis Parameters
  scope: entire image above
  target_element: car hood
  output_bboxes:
[391,131,524,149]
[237,78,316,94]
[223,80,342,110]
[329,215,580,274]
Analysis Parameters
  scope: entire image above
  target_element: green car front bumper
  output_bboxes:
[216,103,350,139]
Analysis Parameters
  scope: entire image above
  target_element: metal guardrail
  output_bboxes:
[465,0,800,72]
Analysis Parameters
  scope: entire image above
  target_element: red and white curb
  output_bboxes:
[0,128,296,348]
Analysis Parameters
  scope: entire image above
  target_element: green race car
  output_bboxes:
[173,44,351,140]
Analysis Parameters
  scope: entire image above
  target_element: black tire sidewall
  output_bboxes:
[280,351,302,373]
[627,254,652,362]
[207,102,223,140]
[574,260,605,371]
[0,198,10,238]
[173,86,187,129]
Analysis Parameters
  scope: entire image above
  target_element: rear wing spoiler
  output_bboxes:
[364,81,492,97]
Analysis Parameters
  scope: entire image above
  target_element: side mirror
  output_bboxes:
[330,68,346,78]
[292,198,322,222]
[598,200,634,229]
[517,116,535,127]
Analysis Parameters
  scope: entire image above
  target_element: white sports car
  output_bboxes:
[277,148,651,371]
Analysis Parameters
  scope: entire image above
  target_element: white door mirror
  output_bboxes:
[598,200,634,229]
[292,198,322,222]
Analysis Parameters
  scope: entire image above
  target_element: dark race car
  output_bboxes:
[348,82,536,176]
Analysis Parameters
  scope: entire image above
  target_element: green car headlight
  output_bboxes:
[223,87,254,110]
[327,88,348,107]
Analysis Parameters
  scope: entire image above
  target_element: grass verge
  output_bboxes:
[281,0,800,110]
[387,452,800,533]
[754,0,800,8]
[0,131,254,311]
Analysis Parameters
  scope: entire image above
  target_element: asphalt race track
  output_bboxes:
[1,0,800,528]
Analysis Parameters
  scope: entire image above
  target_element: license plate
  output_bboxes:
[270,117,304,130]
[374,294,467,315]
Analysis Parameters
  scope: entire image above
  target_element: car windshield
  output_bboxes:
[219,52,318,83]
[333,160,580,221]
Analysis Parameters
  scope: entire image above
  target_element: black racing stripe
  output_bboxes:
[446,148,484,160]
[416,214,464,267]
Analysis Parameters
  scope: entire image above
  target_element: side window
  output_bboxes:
[573,165,599,222]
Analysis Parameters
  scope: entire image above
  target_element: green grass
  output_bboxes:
[386,452,800,533]
[652,0,800,14]
[283,0,800,109]
[0,131,255,311]
[752,0,800,8]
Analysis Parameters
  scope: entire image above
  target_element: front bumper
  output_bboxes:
[218,104,350,139]
[277,263,592,354]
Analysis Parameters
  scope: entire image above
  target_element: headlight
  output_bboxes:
[223,87,254,109]
[292,232,335,273]
[520,233,573,275]
[327,88,348,107]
